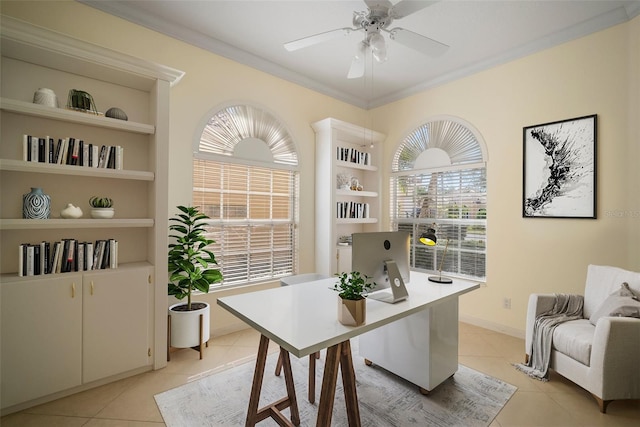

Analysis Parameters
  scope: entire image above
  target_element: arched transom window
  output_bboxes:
[391,118,487,280]
[193,105,299,287]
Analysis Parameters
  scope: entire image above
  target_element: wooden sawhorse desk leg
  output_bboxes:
[246,334,300,427]
[316,340,361,427]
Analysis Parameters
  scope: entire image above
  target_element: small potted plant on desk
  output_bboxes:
[168,205,223,359]
[332,271,376,326]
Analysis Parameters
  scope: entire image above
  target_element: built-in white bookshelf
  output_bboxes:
[0,16,184,413]
[312,118,385,276]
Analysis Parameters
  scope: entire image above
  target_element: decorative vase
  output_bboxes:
[33,88,58,108]
[338,296,366,326]
[169,302,210,349]
[22,187,51,219]
[90,208,114,219]
[60,203,83,219]
[105,107,128,121]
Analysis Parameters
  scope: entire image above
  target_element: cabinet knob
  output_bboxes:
[91,281,95,295]
[71,282,75,298]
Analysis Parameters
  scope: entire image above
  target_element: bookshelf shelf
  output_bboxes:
[0,159,154,180]
[0,218,154,230]
[336,189,378,198]
[336,160,378,172]
[0,98,155,134]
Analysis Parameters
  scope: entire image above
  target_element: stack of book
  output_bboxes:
[336,146,370,166]
[22,134,123,169]
[336,201,370,219]
[18,239,118,276]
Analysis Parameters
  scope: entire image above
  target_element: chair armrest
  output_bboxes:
[588,317,640,399]
[524,294,558,356]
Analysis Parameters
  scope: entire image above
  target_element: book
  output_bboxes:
[101,239,110,269]
[54,138,63,164]
[70,138,80,165]
[55,241,65,274]
[92,144,99,168]
[107,146,116,169]
[86,241,94,270]
[82,141,91,167]
[26,245,35,276]
[23,135,29,162]
[51,241,62,274]
[18,244,25,277]
[77,242,85,271]
[92,240,104,270]
[98,145,108,168]
[41,241,49,274]
[115,145,123,170]
[47,137,55,163]
[109,239,118,269]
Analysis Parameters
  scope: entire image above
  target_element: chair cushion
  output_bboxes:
[589,283,640,325]
[552,319,594,366]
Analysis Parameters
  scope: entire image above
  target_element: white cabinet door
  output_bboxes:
[1,275,82,408]
[82,267,151,383]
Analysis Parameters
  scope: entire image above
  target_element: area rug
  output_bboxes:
[155,349,516,427]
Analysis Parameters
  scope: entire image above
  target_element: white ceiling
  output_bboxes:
[81,0,639,109]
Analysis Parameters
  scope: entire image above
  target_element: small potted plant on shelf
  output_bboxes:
[168,205,223,358]
[89,196,114,219]
[332,271,376,326]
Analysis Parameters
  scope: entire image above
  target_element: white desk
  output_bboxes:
[217,271,479,426]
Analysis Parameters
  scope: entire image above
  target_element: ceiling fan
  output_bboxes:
[284,0,449,79]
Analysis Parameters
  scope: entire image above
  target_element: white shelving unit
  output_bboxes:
[312,118,385,276]
[0,16,184,413]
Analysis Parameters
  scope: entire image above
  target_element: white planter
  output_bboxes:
[91,208,114,219]
[168,302,210,348]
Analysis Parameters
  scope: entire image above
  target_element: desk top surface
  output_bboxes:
[217,271,479,358]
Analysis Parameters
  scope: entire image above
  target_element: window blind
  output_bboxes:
[193,159,299,286]
[391,167,486,279]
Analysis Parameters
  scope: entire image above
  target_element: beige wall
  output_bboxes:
[3,2,637,337]
[374,17,639,335]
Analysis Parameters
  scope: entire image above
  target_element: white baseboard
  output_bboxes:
[459,314,525,339]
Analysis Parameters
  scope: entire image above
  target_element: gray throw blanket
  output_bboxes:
[515,293,584,381]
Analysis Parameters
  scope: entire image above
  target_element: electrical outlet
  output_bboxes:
[502,297,511,309]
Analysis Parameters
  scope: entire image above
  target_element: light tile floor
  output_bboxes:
[2,322,638,426]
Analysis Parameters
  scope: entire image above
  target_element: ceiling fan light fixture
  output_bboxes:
[369,32,387,63]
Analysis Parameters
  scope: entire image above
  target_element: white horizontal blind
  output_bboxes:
[193,159,298,286]
[392,167,486,279]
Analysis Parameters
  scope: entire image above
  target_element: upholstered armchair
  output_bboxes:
[524,264,640,413]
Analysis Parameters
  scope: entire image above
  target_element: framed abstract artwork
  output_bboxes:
[523,114,597,218]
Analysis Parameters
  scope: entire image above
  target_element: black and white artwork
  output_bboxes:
[523,114,597,218]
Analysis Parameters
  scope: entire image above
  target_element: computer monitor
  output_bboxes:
[351,231,410,301]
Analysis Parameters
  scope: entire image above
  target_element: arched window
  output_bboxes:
[193,105,299,287]
[391,118,487,280]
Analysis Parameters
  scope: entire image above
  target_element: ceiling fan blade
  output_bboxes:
[390,0,439,19]
[363,0,394,11]
[347,42,367,79]
[284,28,354,51]
[388,27,449,57]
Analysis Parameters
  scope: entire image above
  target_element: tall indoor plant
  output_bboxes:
[168,205,223,356]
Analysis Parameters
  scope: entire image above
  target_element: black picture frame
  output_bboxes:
[523,114,597,219]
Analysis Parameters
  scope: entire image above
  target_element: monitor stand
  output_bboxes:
[368,260,408,304]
